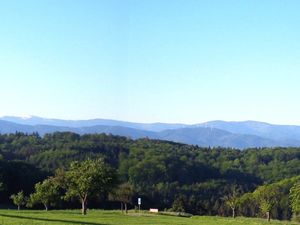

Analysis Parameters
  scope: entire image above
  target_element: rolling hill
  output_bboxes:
[1,116,300,149]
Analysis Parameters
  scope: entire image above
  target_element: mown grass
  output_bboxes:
[0,210,297,225]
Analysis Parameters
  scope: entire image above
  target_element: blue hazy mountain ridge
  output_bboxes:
[157,127,282,149]
[197,120,300,141]
[1,116,187,132]
[1,117,300,148]
[0,120,157,139]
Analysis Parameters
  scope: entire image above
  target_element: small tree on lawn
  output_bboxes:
[290,182,300,220]
[28,177,60,211]
[223,185,241,218]
[254,184,280,222]
[109,183,134,214]
[172,195,186,213]
[10,191,26,210]
[238,192,258,217]
[62,158,116,215]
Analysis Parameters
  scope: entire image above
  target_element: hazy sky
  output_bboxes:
[0,0,300,124]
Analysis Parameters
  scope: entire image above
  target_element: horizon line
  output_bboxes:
[1,114,300,127]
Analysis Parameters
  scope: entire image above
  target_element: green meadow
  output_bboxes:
[0,210,297,225]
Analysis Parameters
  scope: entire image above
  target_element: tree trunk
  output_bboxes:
[81,199,87,215]
[232,207,235,218]
[44,204,48,211]
[125,203,128,214]
[18,205,20,211]
[266,211,270,222]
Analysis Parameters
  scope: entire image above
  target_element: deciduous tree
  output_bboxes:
[10,191,26,210]
[290,182,300,219]
[28,177,60,211]
[254,184,280,221]
[223,185,241,218]
[63,158,116,215]
[109,183,134,214]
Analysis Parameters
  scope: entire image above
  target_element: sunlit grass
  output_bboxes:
[0,210,297,225]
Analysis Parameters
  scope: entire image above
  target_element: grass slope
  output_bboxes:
[0,210,297,225]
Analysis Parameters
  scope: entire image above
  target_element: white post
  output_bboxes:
[138,198,141,215]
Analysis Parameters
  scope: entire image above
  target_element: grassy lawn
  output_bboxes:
[0,210,297,225]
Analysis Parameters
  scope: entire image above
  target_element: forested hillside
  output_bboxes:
[0,132,300,220]
[3,118,300,148]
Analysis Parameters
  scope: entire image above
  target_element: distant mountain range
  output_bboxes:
[1,116,300,149]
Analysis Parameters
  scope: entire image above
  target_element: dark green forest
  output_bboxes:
[0,132,300,220]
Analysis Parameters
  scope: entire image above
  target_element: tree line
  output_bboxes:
[0,132,299,221]
[9,158,116,215]
[224,176,300,221]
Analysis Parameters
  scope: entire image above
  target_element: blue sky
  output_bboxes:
[0,0,300,124]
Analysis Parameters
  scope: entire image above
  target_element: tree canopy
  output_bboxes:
[0,132,300,220]
[63,158,116,215]
[28,177,60,211]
